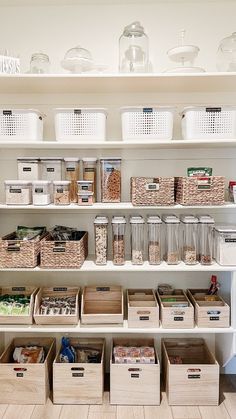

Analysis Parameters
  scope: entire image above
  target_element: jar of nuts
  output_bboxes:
[130,215,145,265]
[53,181,70,205]
[162,215,180,265]
[112,216,126,265]
[198,215,214,265]
[147,215,162,265]
[100,158,121,203]
[94,216,109,265]
[181,215,198,265]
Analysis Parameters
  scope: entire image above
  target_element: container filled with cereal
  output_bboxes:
[53,181,70,205]
[147,215,162,265]
[181,215,198,265]
[64,158,80,203]
[82,158,97,200]
[163,215,180,265]
[112,216,126,265]
[94,216,109,265]
[100,158,121,203]
[130,215,145,265]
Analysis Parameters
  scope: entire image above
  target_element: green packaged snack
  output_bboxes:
[16,226,46,241]
[187,167,213,177]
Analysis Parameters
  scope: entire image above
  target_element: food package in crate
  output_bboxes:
[54,108,107,141]
[0,109,44,141]
[181,106,236,140]
[131,177,175,206]
[121,106,174,141]
[175,176,225,206]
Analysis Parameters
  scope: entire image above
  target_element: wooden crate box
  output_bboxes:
[34,287,79,325]
[53,338,105,404]
[162,338,219,406]
[81,286,123,325]
[187,289,230,328]
[110,338,160,405]
[0,286,38,325]
[0,337,56,404]
[157,289,194,329]
[127,289,159,328]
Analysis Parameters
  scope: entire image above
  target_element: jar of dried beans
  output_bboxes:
[82,158,97,201]
[64,158,80,203]
[181,215,198,265]
[198,215,214,265]
[130,215,145,265]
[147,215,162,265]
[100,158,121,203]
[163,215,180,265]
[53,181,70,205]
[94,216,109,265]
[112,216,126,265]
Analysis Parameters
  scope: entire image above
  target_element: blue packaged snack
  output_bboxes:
[59,337,76,363]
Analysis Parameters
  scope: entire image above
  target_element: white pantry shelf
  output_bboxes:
[0,139,236,149]
[0,73,236,94]
[0,260,234,272]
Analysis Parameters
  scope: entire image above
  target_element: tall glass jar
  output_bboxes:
[130,216,145,265]
[94,216,109,265]
[112,216,126,265]
[147,215,162,265]
[64,158,80,203]
[30,52,50,74]
[198,215,215,265]
[100,158,121,203]
[163,215,180,265]
[82,158,97,201]
[181,215,198,265]
[119,21,149,73]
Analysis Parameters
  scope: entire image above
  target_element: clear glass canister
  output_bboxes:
[198,215,214,265]
[119,21,149,73]
[130,216,145,265]
[32,181,51,206]
[112,216,126,265]
[30,52,50,74]
[163,215,180,265]
[217,32,236,72]
[147,215,162,265]
[181,215,198,265]
[5,180,32,205]
[94,216,109,265]
[64,158,80,203]
[41,158,63,181]
[100,158,121,203]
[53,181,70,205]
[82,158,97,200]
[17,158,40,181]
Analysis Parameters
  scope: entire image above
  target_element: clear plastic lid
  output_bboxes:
[82,157,97,162]
[162,214,180,224]
[4,180,31,186]
[41,158,63,162]
[78,192,94,196]
[198,215,215,224]
[100,157,122,161]
[180,215,199,224]
[17,158,39,163]
[214,225,236,233]
[130,215,145,224]
[32,181,51,186]
[112,216,126,224]
[94,216,109,225]
[147,215,162,224]
[63,46,92,61]
[53,181,70,186]
[77,180,93,184]
[64,158,80,162]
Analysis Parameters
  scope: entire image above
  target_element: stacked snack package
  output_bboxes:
[13,346,44,363]
[113,345,155,364]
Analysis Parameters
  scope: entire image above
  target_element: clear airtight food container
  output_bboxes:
[100,158,121,203]
[181,215,198,265]
[94,216,109,265]
[17,158,40,181]
[64,158,80,203]
[147,215,162,265]
[41,158,63,181]
[130,215,145,265]
[77,180,94,194]
[198,215,214,265]
[82,158,97,200]
[112,216,126,265]
[163,215,180,265]
[53,181,70,205]
[214,225,236,265]
[5,180,32,205]
[77,192,94,206]
[32,181,51,206]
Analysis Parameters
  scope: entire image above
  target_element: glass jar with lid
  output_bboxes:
[64,158,80,203]
[198,215,215,265]
[30,52,50,74]
[217,32,236,71]
[130,215,145,265]
[61,46,93,73]
[181,215,198,265]
[112,216,126,265]
[147,215,162,265]
[119,21,149,73]
[162,215,180,265]
[94,216,109,265]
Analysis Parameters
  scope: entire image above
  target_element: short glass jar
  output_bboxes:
[30,52,50,74]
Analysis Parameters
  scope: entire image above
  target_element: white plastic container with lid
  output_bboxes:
[32,181,51,206]
[214,225,236,265]
[181,215,198,265]
[162,215,180,265]
[53,180,70,205]
[112,216,126,265]
[94,216,109,265]
[17,158,40,181]
[41,158,63,181]
[198,215,215,265]
[121,106,174,141]
[5,180,32,205]
[130,215,145,265]
[54,108,107,141]
[0,109,44,141]
[147,215,162,265]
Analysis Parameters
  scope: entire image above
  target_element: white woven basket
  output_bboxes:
[0,109,44,141]
[54,108,107,141]
[121,106,174,141]
[181,106,236,140]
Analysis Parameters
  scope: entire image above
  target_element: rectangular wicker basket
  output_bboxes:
[40,231,88,269]
[131,177,175,206]
[0,232,47,268]
[175,176,225,206]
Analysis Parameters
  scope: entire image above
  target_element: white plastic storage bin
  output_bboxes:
[54,108,107,141]
[181,106,236,140]
[0,109,44,141]
[121,106,174,141]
